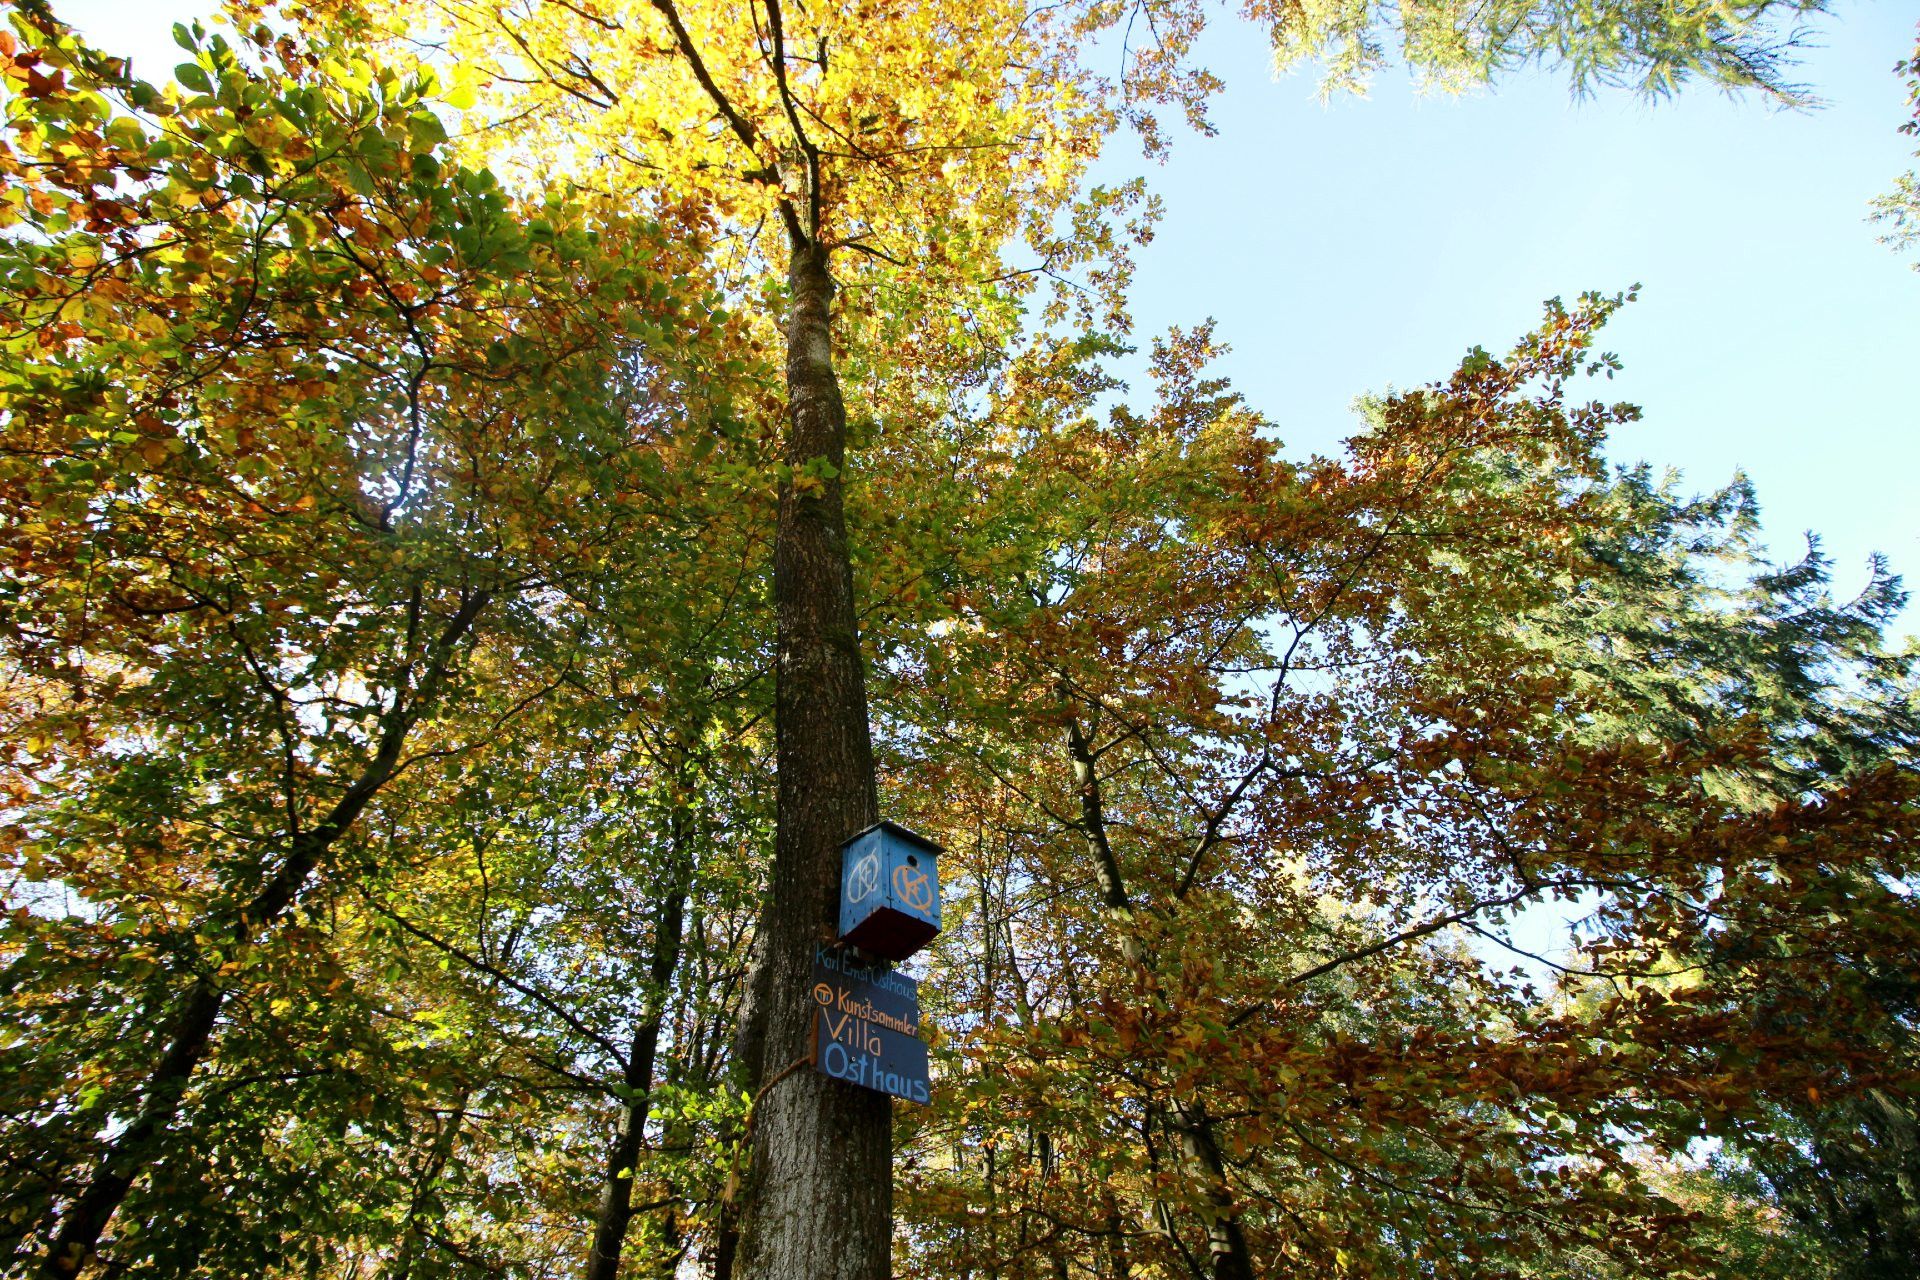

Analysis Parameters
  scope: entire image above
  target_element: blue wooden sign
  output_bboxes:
[808,945,931,1104]
[811,946,921,1037]
[838,820,941,961]
[812,1008,930,1104]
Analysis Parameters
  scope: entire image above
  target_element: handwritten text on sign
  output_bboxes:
[810,946,930,1104]
[811,946,920,1036]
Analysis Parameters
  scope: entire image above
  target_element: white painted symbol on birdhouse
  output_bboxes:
[848,850,881,904]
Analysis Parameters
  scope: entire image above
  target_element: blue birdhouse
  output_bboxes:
[838,821,942,961]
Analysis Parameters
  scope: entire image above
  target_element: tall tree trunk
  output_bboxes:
[584,813,692,1280]
[1169,1100,1255,1280]
[384,1092,471,1280]
[42,829,330,1278]
[1101,1191,1132,1280]
[1062,709,1254,1280]
[39,588,490,1278]
[732,239,889,1280]
[1066,712,1134,930]
[40,975,225,1278]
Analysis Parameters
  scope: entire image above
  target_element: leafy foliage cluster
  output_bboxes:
[2,2,1916,1279]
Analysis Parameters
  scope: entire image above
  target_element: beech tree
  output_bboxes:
[348,0,1853,1274]
[876,306,1918,1278]
[0,12,737,1273]
[6,1,1917,1279]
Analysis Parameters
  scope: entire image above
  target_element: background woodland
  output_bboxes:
[4,1,1920,1277]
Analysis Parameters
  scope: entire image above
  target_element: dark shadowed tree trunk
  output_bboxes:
[584,809,693,1280]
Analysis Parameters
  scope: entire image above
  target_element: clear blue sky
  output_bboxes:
[1100,4,1919,627]
[60,1,1920,625]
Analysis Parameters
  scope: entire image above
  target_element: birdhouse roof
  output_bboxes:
[844,819,944,856]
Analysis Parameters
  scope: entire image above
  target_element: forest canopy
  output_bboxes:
[2,2,1916,1279]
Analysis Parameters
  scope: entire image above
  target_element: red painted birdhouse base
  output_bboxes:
[841,907,938,963]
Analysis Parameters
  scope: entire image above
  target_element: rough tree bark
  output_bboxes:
[731,239,890,1280]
